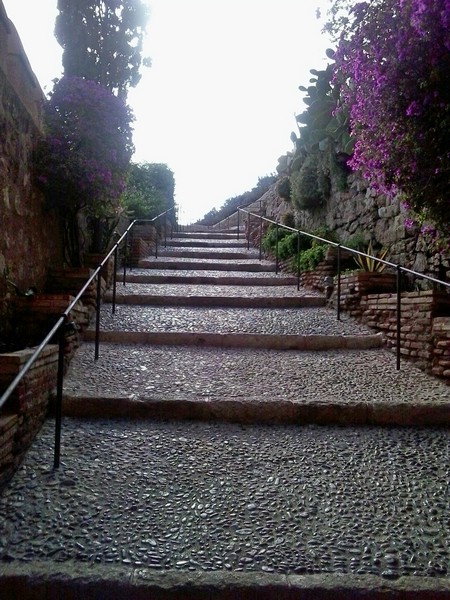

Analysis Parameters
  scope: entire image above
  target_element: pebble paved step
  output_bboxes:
[62,343,450,425]
[121,272,299,285]
[138,258,276,272]
[165,239,248,248]
[106,293,325,308]
[0,418,448,598]
[173,230,240,239]
[93,306,375,336]
[156,249,259,260]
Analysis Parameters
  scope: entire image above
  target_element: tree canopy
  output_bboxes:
[55,0,150,97]
[123,163,176,220]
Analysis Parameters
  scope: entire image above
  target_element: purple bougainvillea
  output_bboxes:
[34,76,134,264]
[36,76,134,212]
[333,0,450,238]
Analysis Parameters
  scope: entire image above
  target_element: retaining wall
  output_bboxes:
[0,4,63,343]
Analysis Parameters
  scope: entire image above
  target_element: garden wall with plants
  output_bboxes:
[262,175,449,287]
[0,8,63,347]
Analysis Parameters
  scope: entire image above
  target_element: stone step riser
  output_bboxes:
[157,250,256,260]
[103,294,326,308]
[83,330,383,351]
[120,275,299,286]
[61,393,450,427]
[174,231,242,239]
[138,260,275,272]
[2,565,447,600]
[165,240,247,248]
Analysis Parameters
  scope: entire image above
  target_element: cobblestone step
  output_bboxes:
[62,343,450,426]
[92,306,371,336]
[121,272,299,285]
[138,258,276,272]
[0,418,448,598]
[83,330,383,351]
[165,239,248,248]
[156,249,258,260]
[105,293,326,308]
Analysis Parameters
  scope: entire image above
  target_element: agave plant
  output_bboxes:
[353,241,389,272]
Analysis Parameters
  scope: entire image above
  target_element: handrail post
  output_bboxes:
[122,230,128,285]
[129,225,134,272]
[297,231,301,291]
[396,265,402,370]
[94,266,102,360]
[275,222,279,274]
[259,216,263,261]
[247,213,250,250]
[237,209,240,240]
[337,244,342,321]
[112,246,118,314]
[53,317,66,470]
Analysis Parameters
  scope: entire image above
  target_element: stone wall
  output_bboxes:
[0,5,63,344]
[263,176,450,286]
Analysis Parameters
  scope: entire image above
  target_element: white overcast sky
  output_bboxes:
[3,0,333,223]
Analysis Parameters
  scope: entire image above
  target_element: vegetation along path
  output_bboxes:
[0,227,449,599]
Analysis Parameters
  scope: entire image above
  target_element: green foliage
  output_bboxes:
[277,176,291,201]
[262,225,312,259]
[55,0,150,97]
[123,162,175,220]
[278,233,300,261]
[262,225,290,253]
[298,244,327,272]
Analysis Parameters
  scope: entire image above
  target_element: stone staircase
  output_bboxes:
[0,227,449,599]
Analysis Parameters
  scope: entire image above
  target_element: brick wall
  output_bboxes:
[432,318,450,379]
[0,344,59,490]
[330,279,450,381]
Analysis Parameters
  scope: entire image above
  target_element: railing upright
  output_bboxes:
[94,266,102,360]
[275,222,279,274]
[337,244,342,321]
[247,214,250,251]
[129,225,134,272]
[259,216,263,261]
[122,236,127,285]
[237,209,240,240]
[297,231,301,291]
[396,266,402,370]
[53,319,66,469]
[112,247,118,314]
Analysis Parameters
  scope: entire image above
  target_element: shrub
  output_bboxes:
[298,244,327,271]
[291,154,327,210]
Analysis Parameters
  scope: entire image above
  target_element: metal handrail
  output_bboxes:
[0,206,175,469]
[238,207,450,370]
